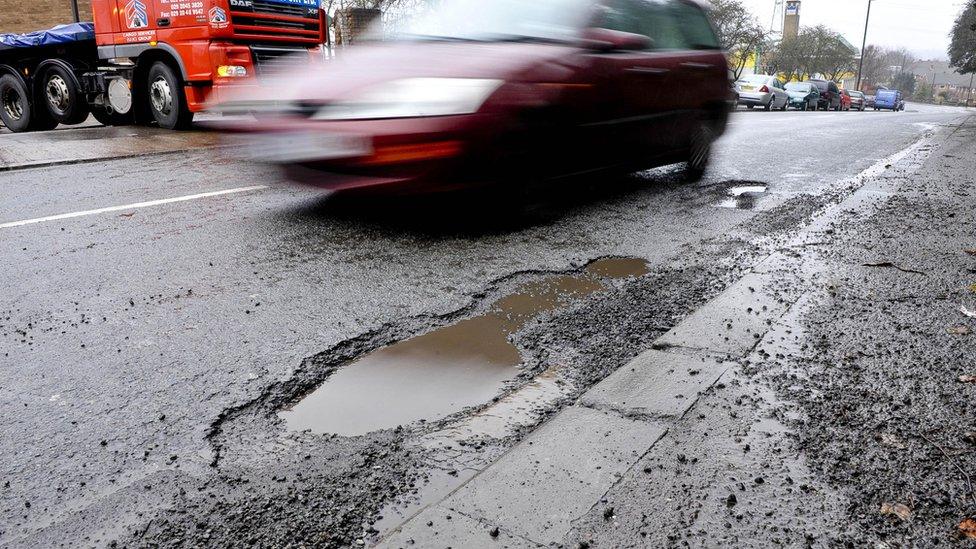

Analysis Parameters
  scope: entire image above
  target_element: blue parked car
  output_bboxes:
[874,89,905,111]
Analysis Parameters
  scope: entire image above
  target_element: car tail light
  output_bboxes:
[358,141,463,166]
[759,85,770,93]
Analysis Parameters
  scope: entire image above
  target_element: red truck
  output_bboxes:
[0,0,326,132]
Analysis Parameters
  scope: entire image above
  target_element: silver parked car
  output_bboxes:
[735,74,789,111]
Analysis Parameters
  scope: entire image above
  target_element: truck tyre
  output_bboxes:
[0,74,35,132]
[40,65,90,125]
[146,61,193,130]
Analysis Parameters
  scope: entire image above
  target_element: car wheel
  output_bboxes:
[146,61,193,130]
[763,98,773,111]
[40,64,89,125]
[684,123,713,183]
[747,105,754,110]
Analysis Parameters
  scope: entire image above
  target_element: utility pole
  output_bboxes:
[70,0,81,22]
[855,0,873,92]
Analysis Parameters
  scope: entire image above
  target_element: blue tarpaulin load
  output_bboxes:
[0,22,95,52]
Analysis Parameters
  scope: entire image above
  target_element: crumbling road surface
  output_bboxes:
[1,105,974,548]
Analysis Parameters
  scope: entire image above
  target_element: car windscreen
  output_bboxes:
[373,0,594,43]
[808,81,829,92]
[785,83,810,92]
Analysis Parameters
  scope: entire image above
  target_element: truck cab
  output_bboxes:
[0,0,326,132]
[93,0,327,126]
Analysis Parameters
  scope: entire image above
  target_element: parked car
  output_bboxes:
[217,0,732,195]
[839,89,853,111]
[729,83,740,111]
[848,90,866,111]
[864,94,876,108]
[735,74,789,111]
[784,81,820,110]
[874,89,904,111]
[807,79,842,111]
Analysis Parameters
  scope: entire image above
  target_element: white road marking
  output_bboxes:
[0,185,268,229]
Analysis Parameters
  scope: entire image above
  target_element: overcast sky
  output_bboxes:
[737,0,968,60]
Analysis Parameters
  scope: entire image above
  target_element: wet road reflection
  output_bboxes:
[279,257,649,436]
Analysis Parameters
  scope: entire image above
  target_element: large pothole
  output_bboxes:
[279,257,649,437]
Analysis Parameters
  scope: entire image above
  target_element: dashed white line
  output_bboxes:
[0,185,268,229]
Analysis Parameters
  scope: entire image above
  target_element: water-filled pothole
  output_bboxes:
[716,184,768,210]
[279,257,649,436]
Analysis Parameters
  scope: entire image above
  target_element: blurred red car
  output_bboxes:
[839,89,853,111]
[218,0,731,195]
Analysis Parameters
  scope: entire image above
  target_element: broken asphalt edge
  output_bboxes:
[374,119,962,549]
[0,145,226,173]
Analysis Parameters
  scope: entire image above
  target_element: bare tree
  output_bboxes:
[820,30,857,82]
[710,0,768,79]
[766,26,855,82]
[888,47,917,72]
[858,44,889,89]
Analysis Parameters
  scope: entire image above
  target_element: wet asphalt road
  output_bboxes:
[0,103,970,547]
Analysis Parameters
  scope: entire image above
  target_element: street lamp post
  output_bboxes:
[856,0,874,92]
[70,0,81,22]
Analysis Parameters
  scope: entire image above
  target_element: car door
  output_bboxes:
[829,82,840,109]
[775,79,788,108]
[591,0,690,162]
[659,0,725,145]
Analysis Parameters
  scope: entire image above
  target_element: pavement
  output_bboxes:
[1,103,974,548]
[378,111,976,547]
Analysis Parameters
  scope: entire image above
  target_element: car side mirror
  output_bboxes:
[581,28,652,52]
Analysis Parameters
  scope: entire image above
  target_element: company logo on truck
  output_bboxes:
[209,6,229,27]
[125,0,149,29]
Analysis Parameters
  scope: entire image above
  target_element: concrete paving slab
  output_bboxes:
[378,505,540,549]
[440,406,666,545]
[579,349,729,418]
[0,121,220,171]
[654,272,795,357]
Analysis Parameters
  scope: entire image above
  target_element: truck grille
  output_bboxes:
[230,0,324,45]
[251,0,307,17]
[233,15,318,31]
[251,46,313,78]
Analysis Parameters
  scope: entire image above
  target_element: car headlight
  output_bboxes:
[312,78,504,121]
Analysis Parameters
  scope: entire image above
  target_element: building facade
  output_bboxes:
[0,0,92,35]
[914,61,975,105]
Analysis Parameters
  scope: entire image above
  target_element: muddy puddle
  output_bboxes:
[279,257,649,437]
[716,184,768,210]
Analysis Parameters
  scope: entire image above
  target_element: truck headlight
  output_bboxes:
[217,65,248,78]
[312,78,504,121]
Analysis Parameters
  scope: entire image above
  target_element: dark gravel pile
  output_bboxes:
[135,430,423,548]
[755,123,976,546]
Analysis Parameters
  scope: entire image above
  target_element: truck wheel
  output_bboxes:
[146,62,193,130]
[0,74,35,132]
[40,65,90,125]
